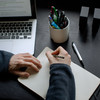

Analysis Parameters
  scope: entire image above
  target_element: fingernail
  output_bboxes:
[25,73,30,78]
[36,68,39,72]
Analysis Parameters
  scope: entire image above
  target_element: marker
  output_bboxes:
[51,6,54,14]
[52,6,58,17]
[53,55,64,59]
[51,6,58,23]
[60,11,65,22]
[72,42,84,68]
[53,14,57,23]
[63,16,68,27]
[48,15,60,29]
[56,9,60,25]
[56,9,59,18]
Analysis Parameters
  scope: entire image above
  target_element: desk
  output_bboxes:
[0,7,100,100]
[35,8,100,78]
[35,7,100,100]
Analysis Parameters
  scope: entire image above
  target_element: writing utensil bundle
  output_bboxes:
[48,6,68,29]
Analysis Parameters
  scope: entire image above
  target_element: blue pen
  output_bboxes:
[48,15,60,29]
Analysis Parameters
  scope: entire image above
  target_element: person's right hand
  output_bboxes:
[46,46,71,66]
[9,53,42,78]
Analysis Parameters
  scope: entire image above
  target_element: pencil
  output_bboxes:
[53,55,64,59]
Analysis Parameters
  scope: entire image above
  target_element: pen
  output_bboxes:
[48,15,60,29]
[53,14,57,23]
[56,9,60,25]
[50,6,58,23]
[72,42,84,68]
[53,55,64,59]
[51,6,54,15]
[52,6,58,17]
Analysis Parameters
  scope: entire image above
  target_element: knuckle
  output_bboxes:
[68,54,71,59]
[16,60,22,64]
[65,52,68,55]
[59,46,62,49]
[24,53,31,56]
[29,63,34,67]
[16,59,24,65]
[26,53,31,55]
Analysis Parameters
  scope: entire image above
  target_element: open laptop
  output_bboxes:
[0,0,37,55]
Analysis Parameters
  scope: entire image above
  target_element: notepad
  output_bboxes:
[18,47,100,100]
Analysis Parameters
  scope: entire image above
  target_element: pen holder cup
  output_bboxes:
[49,17,70,43]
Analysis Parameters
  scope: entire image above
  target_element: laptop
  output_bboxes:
[0,0,37,55]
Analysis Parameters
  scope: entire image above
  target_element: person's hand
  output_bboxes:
[9,53,42,78]
[46,46,71,66]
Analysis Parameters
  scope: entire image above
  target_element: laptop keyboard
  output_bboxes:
[0,22,32,39]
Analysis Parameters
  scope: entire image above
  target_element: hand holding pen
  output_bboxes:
[46,46,71,66]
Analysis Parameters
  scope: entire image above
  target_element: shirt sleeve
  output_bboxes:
[0,50,14,74]
[46,63,75,100]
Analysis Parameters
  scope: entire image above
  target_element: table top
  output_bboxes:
[35,7,100,79]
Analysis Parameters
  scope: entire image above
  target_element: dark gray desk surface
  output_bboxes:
[35,8,100,78]
[0,7,100,100]
[35,7,100,100]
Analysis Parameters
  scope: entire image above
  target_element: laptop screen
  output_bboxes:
[0,0,36,21]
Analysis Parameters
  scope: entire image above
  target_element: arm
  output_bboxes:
[46,46,75,100]
[0,51,42,77]
[0,50,13,73]
[46,64,75,100]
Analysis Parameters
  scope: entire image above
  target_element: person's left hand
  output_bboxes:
[9,53,42,78]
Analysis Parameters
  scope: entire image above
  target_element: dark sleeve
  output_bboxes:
[46,63,75,100]
[0,50,13,74]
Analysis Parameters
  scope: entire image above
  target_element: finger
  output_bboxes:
[52,46,68,55]
[68,54,71,59]
[23,58,42,69]
[32,56,41,63]
[20,53,36,59]
[21,53,41,65]
[58,46,67,53]
[52,46,64,55]
[17,53,41,64]
[18,53,42,68]
[20,61,39,72]
[12,71,30,78]
[46,51,54,63]
[17,53,31,57]
[46,51,53,59]
[52,48,59,55]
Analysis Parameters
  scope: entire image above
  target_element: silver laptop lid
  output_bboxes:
[0,0,37,21]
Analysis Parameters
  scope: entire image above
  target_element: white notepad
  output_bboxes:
[18,47,100,100]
